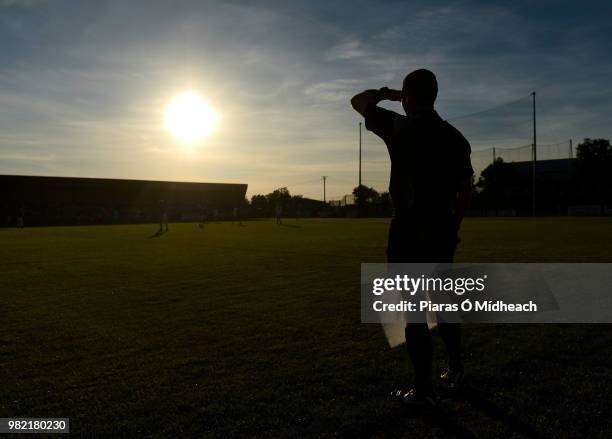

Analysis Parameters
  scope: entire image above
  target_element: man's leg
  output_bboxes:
[438,322,464,390]
[405,322,434,396]
[435,234,464,388]
[388,220,436,403]
[438,323,462,372]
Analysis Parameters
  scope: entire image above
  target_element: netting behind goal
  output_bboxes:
[448,95,534,178]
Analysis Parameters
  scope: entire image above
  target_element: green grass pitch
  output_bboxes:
[1,218,611,437]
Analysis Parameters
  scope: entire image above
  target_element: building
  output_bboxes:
[1,174,248,226]
[474,158,612,215]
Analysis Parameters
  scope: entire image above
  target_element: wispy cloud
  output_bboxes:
[304,79,364,102]
[324,38,365,61]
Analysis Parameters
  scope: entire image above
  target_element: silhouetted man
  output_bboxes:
[158,199,169,233]
[16,205,25,229]
[200,204,208,228]
[275,203,283,225]
[232,206,242,226]
[351,69,473,405]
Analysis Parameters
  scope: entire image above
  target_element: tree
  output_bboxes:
[475,158,524,213]
[575,138,612,207]
[266,187,292,206]
[353,184,379,205]
[251,194,267,208]
[290,194,304,209]
[377,191,392,207]
[576,138,612,162]
[251,188,309,217]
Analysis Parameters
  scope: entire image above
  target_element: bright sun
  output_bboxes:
[164,92,218,144]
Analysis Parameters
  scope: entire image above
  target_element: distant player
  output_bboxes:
[275,203,282,225]
[232,206,242,225]
[199,204,208,228]
[16,206,24,229]
[158,199,169,233]
[295,204,301,221]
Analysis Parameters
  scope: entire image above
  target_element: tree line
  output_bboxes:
[473,138,612,215]
[247,138,611,217]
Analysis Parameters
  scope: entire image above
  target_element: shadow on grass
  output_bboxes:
[373,385,544,439]
[280,223,302,228]
[419,406,477,439]
[149,229,168,238]
[459,385,545,439]
[374,402,477,439]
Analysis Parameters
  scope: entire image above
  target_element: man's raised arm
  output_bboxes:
[350,87,402,117]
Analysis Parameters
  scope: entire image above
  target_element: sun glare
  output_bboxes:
[164,92,218,144]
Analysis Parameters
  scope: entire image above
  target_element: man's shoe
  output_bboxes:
[440,368,464,391]
[391,388,437,407]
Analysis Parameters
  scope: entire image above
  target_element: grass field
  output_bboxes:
[1,217,612,438]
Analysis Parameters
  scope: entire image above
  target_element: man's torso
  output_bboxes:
[364,105,473,260]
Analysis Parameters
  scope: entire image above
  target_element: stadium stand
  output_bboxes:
[1,175,247,226]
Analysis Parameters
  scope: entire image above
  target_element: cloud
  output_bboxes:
[324,38,365,61]
[304,79,364,102]
[0,153,54,161]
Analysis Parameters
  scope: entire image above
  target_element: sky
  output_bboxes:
[1,0,611,199]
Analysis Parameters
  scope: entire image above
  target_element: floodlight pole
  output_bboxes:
[493,147,496,163]
[322,176,327,203]
[569,138,573,159]
[532,91,537,217]
[358,122,362,188]
[358,122,362,216]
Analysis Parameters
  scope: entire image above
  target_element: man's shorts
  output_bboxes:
[386,217,458,263]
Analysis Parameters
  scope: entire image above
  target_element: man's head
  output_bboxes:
[401,69,437,113]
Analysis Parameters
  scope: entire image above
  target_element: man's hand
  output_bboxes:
[350,87,402,117]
